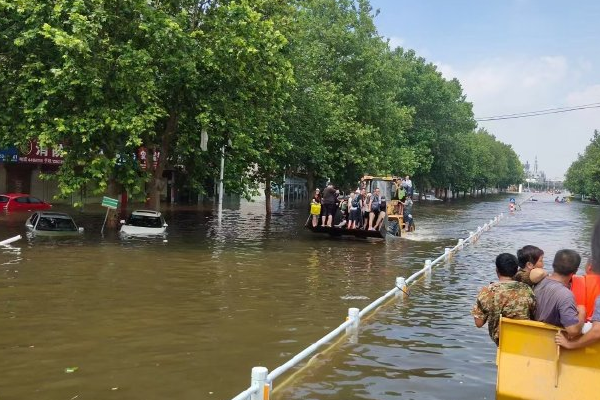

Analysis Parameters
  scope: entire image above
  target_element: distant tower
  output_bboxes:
[524,161,530,173]
[534,156,538,175]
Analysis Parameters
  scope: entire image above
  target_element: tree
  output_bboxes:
[565,130,600,200]
[0,0,294,216]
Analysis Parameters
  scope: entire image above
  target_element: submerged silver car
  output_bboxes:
[25,211,84,235]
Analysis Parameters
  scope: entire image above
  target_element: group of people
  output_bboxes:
[472,221,600,349]
[310,184,388,231]
[310,176,415,233]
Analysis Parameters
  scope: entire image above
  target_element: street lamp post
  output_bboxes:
[217,138,232,223]
[218,144,225,220]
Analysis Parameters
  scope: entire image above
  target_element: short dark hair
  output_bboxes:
[517,245,544,268]
[496,253,519,277]
[591,218,600,273]
[552,249,581,276]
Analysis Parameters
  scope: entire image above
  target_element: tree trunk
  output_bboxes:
[265,174,272,215]
[147,111,178,210]
[119,190,128,220]
[106,179,120,228]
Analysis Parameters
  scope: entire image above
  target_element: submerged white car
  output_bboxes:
[424,194,443,201]
[120,210,167,235]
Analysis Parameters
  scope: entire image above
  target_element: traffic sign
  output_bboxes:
[102,196,119,209]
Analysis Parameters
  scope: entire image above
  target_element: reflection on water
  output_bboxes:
[0,194,597,400]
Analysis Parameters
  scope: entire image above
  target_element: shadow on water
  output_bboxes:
[0,193,597,400]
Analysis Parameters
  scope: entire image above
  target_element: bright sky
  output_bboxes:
[370,0,600,179]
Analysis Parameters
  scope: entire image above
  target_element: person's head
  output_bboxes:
[327,183,333,188]
[496,253,519,278]
[350,192,355,199]
[360,188,366,196]
[590,218,600,274]
[315,188,320,195]
[374,187,380,195]
[517,245,544,271]
[552,249,581,277]
[405,175,410,180]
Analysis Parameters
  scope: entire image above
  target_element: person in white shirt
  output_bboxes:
[404,175,413,197]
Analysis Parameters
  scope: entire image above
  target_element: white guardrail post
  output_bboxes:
[346,307,360,343]
[251,367,269,400]
[444,247,451,261]
[395,277,407,298]
[423,259,433,281]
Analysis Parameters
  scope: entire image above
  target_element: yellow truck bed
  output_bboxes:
[497,318,600,400]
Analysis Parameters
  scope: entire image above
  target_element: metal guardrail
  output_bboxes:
[230,213,505,400]
[0,235,22,246]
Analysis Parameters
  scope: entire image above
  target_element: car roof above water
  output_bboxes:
[35,211,73,219]
[130,210,162,217]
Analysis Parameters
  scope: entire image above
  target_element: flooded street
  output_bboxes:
[0,194,597,400]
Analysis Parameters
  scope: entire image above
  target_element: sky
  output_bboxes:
[369,0,600,179]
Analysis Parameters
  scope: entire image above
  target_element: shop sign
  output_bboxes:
[18,140,64,165]
[0,146,18,163]
[137,147,160,170]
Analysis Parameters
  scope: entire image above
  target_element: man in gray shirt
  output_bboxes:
[534,249,584,338]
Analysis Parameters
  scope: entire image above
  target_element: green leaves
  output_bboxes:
[0,0,523,205]
[565,130,600,199]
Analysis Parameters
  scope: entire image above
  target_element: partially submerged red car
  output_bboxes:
[0,193,52,212]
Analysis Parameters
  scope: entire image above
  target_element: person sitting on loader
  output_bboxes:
[368,188,382,231]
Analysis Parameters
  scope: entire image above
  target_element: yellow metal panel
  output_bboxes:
[497,318,600,400]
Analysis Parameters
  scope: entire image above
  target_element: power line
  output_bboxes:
[477,102,600,119]
[475,102,600,122]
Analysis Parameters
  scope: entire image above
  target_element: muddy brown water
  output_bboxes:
[0,194,597,400]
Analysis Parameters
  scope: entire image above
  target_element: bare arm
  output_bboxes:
[577,305,586,323]
[556,322,600,349]
[563,319,584,338]
[529,268,548,284]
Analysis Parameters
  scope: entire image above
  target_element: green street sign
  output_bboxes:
[102,196,119,209]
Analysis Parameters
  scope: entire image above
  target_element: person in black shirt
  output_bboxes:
[321,184,337,227]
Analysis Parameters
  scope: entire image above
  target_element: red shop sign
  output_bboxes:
[18,140,64,165]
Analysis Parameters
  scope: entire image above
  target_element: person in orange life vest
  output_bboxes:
[556,218,600,349]
[572,263,600,322]
[572,217,600,322]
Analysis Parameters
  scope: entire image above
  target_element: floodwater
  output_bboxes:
[0,194,597,400]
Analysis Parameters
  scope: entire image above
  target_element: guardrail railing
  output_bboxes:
[0,235,21,246]
[231,212,505,400]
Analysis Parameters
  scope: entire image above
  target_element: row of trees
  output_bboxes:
[564,130,600,200]
[0,0,523,214]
